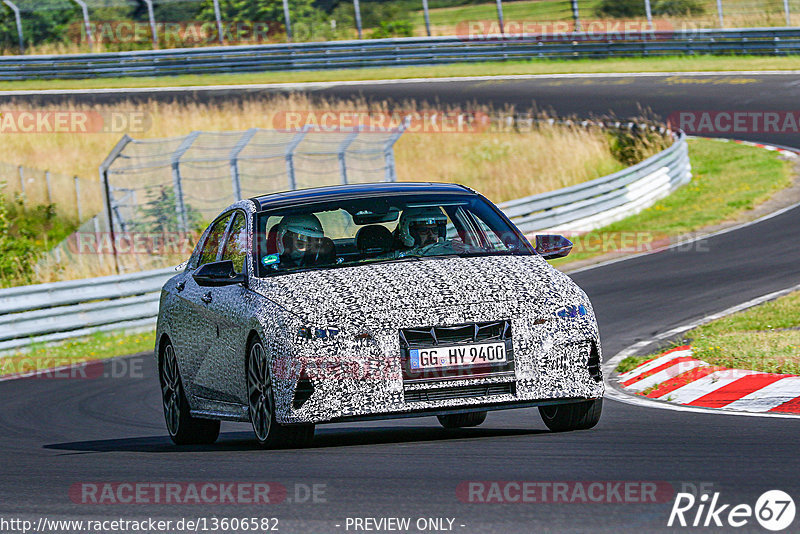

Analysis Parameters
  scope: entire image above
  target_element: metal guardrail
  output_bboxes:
[0,267,174,351]
[500,132,691,234]
[0,132,690,352]
[0,27,799,80]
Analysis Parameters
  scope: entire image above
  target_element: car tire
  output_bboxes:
[437,411,487,429]
[539,398,603,432]
[159,340,221,445]
[247,336,315,449]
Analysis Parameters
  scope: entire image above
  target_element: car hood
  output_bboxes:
[250,254,576,326]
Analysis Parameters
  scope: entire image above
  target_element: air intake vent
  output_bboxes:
[292,373,315,409]
[588,342,602,382]
[404,382,515,403]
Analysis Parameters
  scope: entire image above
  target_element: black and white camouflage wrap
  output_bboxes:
[156,198,604,426]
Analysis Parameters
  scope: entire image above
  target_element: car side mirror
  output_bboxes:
[534,235,573,260]
[193,260,246,287]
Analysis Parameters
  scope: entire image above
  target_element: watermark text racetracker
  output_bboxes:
[457,481,674,504]
[668,111,800,135]
[68,230,712,258]
[456,19,678,42]
[0,111,151,134]
[70,481,326,505]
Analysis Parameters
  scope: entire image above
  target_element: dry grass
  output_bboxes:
[0,95,627,203]
[0,94,641,282]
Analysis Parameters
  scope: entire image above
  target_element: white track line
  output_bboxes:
[3,70,800,97]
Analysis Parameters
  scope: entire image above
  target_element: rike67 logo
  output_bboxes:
[668,490,795,531]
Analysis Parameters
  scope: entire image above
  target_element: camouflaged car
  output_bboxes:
[156,183,603,448]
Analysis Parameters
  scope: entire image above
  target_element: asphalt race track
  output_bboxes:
[1,73,800,533]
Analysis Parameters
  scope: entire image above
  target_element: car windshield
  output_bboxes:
[255,193,531,276]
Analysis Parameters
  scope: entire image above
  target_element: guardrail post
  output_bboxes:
[99,135,133,275]
[353,0,363,39]
[212,0,223,45]
[421,0,431,36]
[74,176,82,222]
[285,125,311,190]
[17,165,24,198]
[45,171,52,204]
[92,215,105,266]
[282,0,293,41]
[570,0,581,32]
[338,126,361,184]
[171,132,200,233]
[143,0,158,49]
[496,0,505,35]
[2,1,24,53]
[71,0,94,50]
[716,0,724,27]
[229,128,257,201]
[383,118,409,182]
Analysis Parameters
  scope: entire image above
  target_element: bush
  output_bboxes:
[0,186,75,286]
[595,0,646,18]
[371,20,414,39]
[607,126,671,166]
[653,0,705,16]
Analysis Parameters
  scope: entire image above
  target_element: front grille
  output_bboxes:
[400,320,511,348]
[399,320,515,383]
[404,382,515,403]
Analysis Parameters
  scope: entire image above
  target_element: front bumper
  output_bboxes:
[276,332,604,425]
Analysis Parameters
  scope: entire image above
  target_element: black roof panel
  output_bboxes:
[252,182,473,210]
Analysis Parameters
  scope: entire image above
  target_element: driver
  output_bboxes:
[397,206,448,250]
[276,213,325,267]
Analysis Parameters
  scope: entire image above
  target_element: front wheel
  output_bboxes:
[159,341,220,445]
[437,411,487,429]
[247,338,315,449]
[539,399,602,432]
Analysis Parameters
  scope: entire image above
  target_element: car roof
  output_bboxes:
[251,182,474,211]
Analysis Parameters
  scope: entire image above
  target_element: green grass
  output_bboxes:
[618,291,800,375]
[1,55,799,92]
[689,291,800,374]
[551,138,795,267]
[616,355,652,374]
[0,329,155,377]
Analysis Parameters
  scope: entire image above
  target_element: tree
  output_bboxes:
[135,186,204,234]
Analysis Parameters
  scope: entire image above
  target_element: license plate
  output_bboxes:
[409,342,507,370]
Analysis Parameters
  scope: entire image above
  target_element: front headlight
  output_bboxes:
[554,304,588,319]
[297,325,340,340]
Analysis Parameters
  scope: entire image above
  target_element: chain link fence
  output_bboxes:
[100,126,406,236]
[0,161,103,224]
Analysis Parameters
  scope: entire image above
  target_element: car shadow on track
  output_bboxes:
[43,426,547,453]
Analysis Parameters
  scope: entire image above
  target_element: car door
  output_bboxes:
[202,209,253,404]
[173,212,233,401]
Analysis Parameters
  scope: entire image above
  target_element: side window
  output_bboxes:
[221,212,248,273]
[198,214,232,267]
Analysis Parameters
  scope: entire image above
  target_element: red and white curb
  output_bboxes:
[688,136,800,158]
[617,346,800,415]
